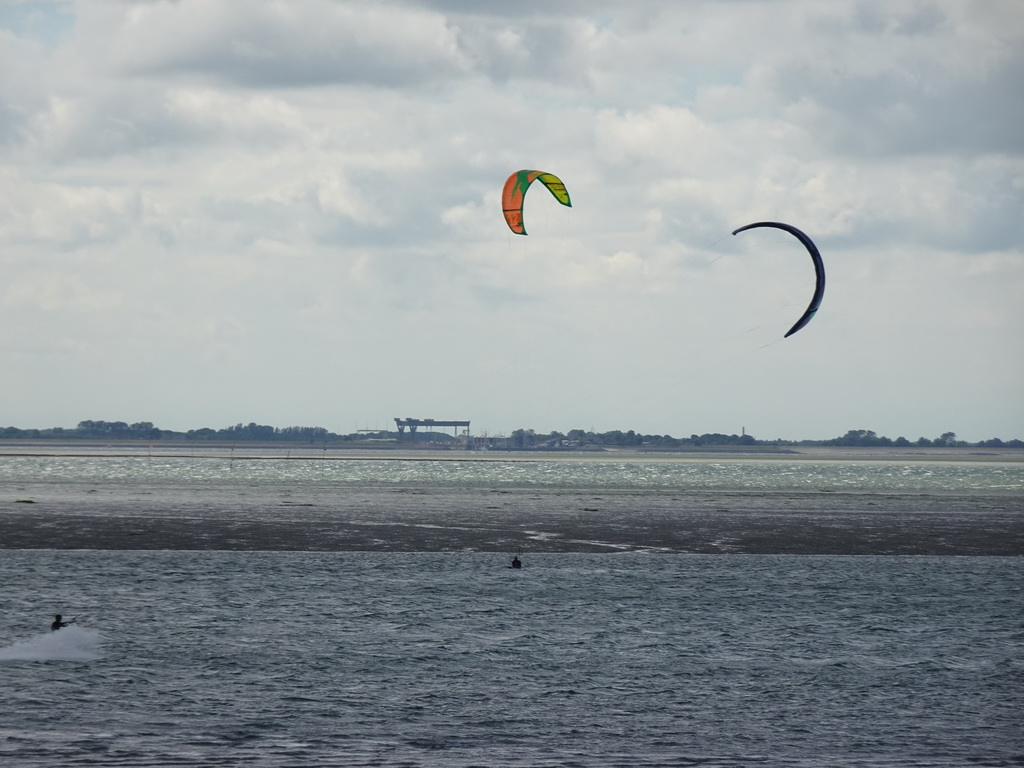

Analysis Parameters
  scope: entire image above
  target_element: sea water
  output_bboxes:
[2,452,1022,493]
[1,455,1022,766]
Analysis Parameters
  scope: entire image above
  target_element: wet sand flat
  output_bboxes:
[3,485,1022,555]
[3,443,1021,554]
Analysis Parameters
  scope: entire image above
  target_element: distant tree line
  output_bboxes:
[184,423,340,443]
[0,420,1021,449]
[0,420,356,443]
[509,428,759,449]
[820,429,1022,449]
[509,427,1022,450]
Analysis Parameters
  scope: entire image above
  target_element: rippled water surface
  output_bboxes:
[4,454,1022,555]
[2,552,1022,767]
[2,453,1022,492]
[2,455,1022,765]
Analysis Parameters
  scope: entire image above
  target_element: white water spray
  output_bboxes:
[0,625,103,662]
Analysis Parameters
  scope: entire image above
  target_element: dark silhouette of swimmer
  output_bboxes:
[51,614,69,631]
[511,555,522,569]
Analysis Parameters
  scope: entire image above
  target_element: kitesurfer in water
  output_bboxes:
[51,614,69,631]
[511,555,522,569]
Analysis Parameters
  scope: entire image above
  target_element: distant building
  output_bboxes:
[394,418,470,442]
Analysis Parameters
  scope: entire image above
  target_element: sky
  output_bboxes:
[1,0,1022,442]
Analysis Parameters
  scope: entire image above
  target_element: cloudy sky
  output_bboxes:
[1,0,1021,442]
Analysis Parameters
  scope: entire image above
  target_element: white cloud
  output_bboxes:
[0,0,1020,441]
[2,270,123,313]
[0,169,142,246]
[105,0,470,88]
[756,2,1024,157]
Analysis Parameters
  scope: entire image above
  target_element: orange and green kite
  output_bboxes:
[501,170,572,235]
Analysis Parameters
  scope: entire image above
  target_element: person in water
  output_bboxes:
[51,614,69,631]
[511,555,522,569]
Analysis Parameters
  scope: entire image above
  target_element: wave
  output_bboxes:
[0,625,103,662]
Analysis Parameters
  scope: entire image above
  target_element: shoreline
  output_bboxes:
[1,440,1022,463]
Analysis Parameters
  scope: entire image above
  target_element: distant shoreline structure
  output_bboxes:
[2,420,1021,453]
